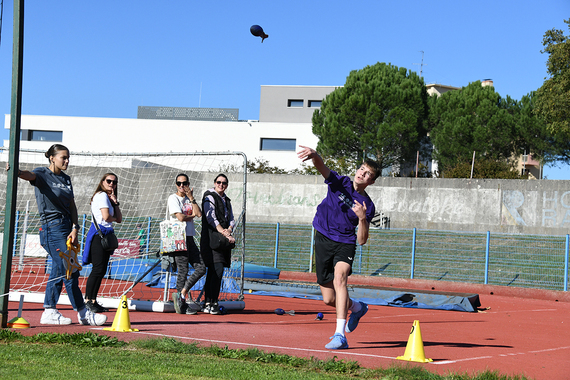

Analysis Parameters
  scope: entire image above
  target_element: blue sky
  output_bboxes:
[1,1,569,178]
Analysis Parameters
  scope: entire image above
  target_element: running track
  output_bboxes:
[5,273,570,380]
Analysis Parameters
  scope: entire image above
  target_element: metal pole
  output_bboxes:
[18,202,29,270]
[410,228,416,279]
[309,226,314,272]
[274,223,280,268]
[470,151,476,179]
[484,231,490,285]
[564,235,570,292]
[0,0,25,328]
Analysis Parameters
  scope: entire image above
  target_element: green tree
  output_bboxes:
[535,19,570,137]
[311,62,428,174]
[443,159,527,179]
[428,81,518,171]
[516,92,570,165]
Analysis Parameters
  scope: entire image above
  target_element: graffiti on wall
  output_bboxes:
[502,190,570,228]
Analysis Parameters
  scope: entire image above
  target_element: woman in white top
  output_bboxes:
[85,173,122,313]
[168,173,206,314]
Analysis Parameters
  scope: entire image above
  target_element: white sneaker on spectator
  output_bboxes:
[40,309,72,325]
[78,308,107,326]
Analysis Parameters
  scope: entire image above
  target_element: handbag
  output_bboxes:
[92,213,119,252]
[209,230,236,251]
[159,201,187,254]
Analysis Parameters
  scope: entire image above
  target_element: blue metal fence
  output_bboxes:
[244,223,570,292]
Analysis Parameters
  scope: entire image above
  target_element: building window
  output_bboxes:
[308,100,322,108]
[287,99,304,108]
[21,130,63,142]
[260,138,296,151]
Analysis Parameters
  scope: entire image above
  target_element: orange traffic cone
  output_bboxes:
[396,320,432,363]
[8,295,30,328]
[8,317,30,329]
[103,295,139,332]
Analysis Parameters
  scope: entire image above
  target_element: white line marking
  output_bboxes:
[433,346,570,365]
[122,330,396,360]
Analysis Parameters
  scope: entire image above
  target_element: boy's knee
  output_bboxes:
[322,295,336,306]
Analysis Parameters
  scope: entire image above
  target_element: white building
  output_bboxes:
[3,85,338,171]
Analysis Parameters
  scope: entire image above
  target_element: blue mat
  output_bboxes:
[245,280,480,312]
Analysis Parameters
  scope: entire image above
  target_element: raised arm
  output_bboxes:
[297,145,331,179]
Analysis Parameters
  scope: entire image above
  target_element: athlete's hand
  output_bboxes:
[297,145,317,162]
[352,200,367,220]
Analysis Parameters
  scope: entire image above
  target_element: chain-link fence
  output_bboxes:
[244,224,570,292]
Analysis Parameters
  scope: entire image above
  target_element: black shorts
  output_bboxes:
[314,230,355,285]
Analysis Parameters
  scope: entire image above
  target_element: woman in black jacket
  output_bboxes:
[200,174,235,315]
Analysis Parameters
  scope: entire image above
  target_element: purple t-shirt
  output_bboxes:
[313,170,375,244]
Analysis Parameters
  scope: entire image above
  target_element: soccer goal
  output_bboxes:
[0,148,247,312]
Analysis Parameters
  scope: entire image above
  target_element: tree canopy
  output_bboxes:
[535,18,570,138]
[311,62,428,174]
[428,81,518,171]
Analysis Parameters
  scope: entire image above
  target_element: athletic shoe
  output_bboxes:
[186,301,200,315]
[40,309,72,325]
[209,302,221,315]
[86,300,108,313]
[345,301,368,333]
[325,333,349,349]
[78,309,107,326]
[172,293,187,314]
[202,303,212,314]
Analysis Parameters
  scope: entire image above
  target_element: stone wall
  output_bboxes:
[238,174,570,236]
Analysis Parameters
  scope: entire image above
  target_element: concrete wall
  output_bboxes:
[241,174,570,236]
[4,161,569,236]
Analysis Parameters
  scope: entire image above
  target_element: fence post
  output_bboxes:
[564,234,570,292]
[80,214,87,252]
[410,228,416,279]
[309,226,315,272]
[146,217,152,256]
[274,222,280,268]
[484,231,490,285]
[357,244,363,274]
[18,201,30,271]
[13,211,19,256]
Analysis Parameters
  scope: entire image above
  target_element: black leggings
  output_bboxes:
[85,235,112,300]
[204,262,225,303]
[174,236,207,294]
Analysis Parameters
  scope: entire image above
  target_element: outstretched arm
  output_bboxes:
[5,163,36,182]
[297,145,331,179]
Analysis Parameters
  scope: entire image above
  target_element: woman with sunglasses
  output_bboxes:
[200,173,235,315]
[83,173,122,313]
[9,144,107,326]
[168,173,206,314]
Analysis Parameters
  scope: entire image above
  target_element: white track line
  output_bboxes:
[433,346,570,365]
[93,328,396,360]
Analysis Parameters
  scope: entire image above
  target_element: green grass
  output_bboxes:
[0,330,531,380]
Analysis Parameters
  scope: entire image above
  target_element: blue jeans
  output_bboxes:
[40,216,85,311]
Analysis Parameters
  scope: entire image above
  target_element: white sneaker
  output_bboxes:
[78,308,107,326]
[40,309,72,325]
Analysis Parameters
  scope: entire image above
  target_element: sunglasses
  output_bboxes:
[216,181,228,185]
[176,181,189,186]
[105,179,118,185]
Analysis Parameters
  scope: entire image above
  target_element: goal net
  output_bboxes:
[0,148,247,312]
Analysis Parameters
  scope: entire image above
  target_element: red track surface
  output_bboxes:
[5,273,570,380]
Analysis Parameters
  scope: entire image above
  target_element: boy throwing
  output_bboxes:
[298,146,381,349]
